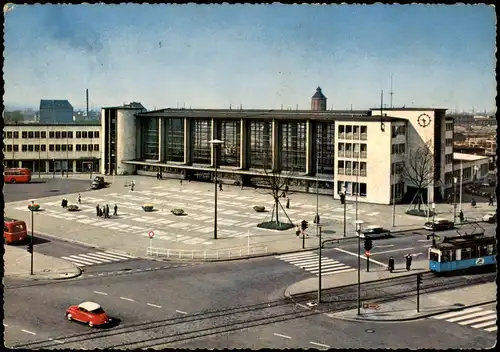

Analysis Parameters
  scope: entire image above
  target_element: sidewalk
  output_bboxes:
[328,282,496,322]
[4,246,82,280]
[286,259,430,297]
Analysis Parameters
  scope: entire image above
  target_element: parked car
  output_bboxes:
[66,301,112,327]
[91,176,106,190]
[482,212,497,223]
[424,218,454,231]
[359,225,392,239]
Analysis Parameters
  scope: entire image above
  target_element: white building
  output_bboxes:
[3,123,101,174]
[453,152,491,185]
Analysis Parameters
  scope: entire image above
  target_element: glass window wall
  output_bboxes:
[248,120,272,169]
[141,117,159,160]
[280,121,306,172]
[316,122,335,175]
[192,119,211,164]
[164,118,185,162]
[219,120,240,167]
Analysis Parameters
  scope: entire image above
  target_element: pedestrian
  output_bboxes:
[156,172,159,180]
[219,182,223,191]
[459,210,464,223]
[489,195,494,206]
[101,206,105,218]
[131,180,135,191]
[78,194,81,204]
[388,256,395,273]
[61,199,65,208]
[63,199,68,208]
[105,204,110,218]
[180,179,183,186]
[286,197,290,209]
[471,198,476,207]
[159,172,162,179]
[113,204,118,216]
[96,204,100,217]
[405,254,412,271]
[295,225,301,238]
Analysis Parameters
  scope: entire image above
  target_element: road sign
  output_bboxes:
[148,231,155,239]
[362,303,380,310]
[476,257,484,265]
[365,250,370,256]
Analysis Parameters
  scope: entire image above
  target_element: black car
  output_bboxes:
[91,176,106,190]
[424,219,454,231]
[360,225,392,239]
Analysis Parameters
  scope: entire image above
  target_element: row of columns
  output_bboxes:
[155,117,317,174]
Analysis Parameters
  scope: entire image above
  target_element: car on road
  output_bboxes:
[91,176,106,190]
[66,301,112,327]
[4,218,29,244]
[482,212,497,223]
[359,225,392,239]
[424,218,454,231]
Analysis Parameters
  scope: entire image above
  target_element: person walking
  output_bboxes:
[405,254,412,271]
[219,182,223,191]
[113,204,118,216]
[101,206,105,218]
[78,194,81,204]
[388,256,395,273]
[131,180,135,191]
[295,225,301,238]
[105,204,110,218]
[489,195,494,206]
[286,197,290,209]
[96,204,100,217]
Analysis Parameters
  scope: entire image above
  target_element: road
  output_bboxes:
[4,178,92,202]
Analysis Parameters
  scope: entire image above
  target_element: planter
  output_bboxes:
[142,204,154,212]
[253,206,266,212]
[171,208,185,216]
[28,204,40,211]
[67,205,79,212]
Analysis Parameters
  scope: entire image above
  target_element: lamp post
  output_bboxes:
[30,200,35,275]
[459,161,463,212]
[315,146,320,236]
[52,158,55,179]
[343,185,347,237]
[66,134,69,178]
[317,224,323,304]
[210,139,224,240]
[391,173,397,227]
[355,219,364,315]
[453,177,457,221]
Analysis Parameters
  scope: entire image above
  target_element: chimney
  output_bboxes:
[86,89,89,119]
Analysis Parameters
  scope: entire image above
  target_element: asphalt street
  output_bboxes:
[3,177,92,202]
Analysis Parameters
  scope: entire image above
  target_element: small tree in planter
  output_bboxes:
[142,204,154,212]
[28,203,40,211]
[171,208,185,216]
[67,204,79,212]
[253,206,266,212]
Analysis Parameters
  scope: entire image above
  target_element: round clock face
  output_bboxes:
[417,113,432,128]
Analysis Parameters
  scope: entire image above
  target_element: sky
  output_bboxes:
[3,4,497,112]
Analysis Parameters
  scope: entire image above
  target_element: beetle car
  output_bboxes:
[66,301,111,327]
[482,212,497,223]
[91,176,106,190]
[424,218,454,231]
[359,225,392,239]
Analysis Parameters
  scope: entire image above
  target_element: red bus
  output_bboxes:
[4,218,29,244]
[4,168,32,183]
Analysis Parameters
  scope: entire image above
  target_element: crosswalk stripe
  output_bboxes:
[310,262,346,269]
[76,254,111,263]
[449,310,495,323]
[298,260,341,269]
[82,253,120,262]
[280,256,318,263]
[278,252,315,259]
[484,326,497,332]
[470,318,497,328]
[95,251,135,260]
[287,258,320,265]
[104,250,136,259]
[432,307,483,320]
[315,268,356,275]
[61,256,89,266]
[309,265,352,273]
[68,255,102,264]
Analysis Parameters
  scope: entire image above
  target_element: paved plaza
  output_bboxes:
[5,175,494,259]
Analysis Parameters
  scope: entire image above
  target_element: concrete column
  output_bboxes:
[183,118,191,165]
[46,160,50,173]
[210,118,217,167]
[73,160,77,173]
[18,161,22,168]
[305,120,314,175]
[158,117,164,162]
[240,119,247,169]
[271,119,280,171]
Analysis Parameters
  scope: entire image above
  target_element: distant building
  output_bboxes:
[39,100,74,124]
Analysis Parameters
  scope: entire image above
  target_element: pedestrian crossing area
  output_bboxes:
[432,306,497,333]
[61,251,136,267]
[275,251,355,276]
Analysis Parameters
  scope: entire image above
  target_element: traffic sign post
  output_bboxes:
[148,231,154,252]
[365,250,370,272]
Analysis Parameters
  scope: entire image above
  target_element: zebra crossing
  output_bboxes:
[61,251,136,267]
[276,251,355,276]
[432,306,497,333]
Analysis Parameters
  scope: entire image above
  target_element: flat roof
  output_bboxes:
[370,107,448,111]
[4,123,100,127]
[135,109,406,122]
[453,152,490,162]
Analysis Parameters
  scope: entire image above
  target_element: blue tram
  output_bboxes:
[428,233,496,273]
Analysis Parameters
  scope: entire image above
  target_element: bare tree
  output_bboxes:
[401,140,435,211]
[254,158,296,230]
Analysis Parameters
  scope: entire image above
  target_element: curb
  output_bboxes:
[328,299,497,323]
[6,266,83,281]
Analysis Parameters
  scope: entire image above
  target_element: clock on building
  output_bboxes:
[417,113,432,128]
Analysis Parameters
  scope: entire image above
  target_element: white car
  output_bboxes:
[482,212,496,223]
[360,225,392,239]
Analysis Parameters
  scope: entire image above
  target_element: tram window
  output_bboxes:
[441,251,450,262]
[450,250,457,261]
[487,244,495,255]
[470,247,478,258]
[461,248,472,260]
[430,252,439,262]
[479,246,488,256]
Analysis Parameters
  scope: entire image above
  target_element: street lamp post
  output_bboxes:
[52,159,55,179]
[342,184,347,237]
[315,148,320,236]
[30,200,35,275]
[459,161,463,212]
[431,202,436,246]
[355,220,364,315]
[317,224,323,304]
[453,177,458,221]
[210,139,224,240]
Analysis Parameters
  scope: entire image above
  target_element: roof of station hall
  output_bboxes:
[134,108,408,122]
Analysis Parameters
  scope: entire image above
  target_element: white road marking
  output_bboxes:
[94,291,108,295]
[116,271,123,274]
[176,310,188,314]
[297,303,309,309]
[418,239,431,242]
[136,269,143,272]
[310,341,330,348]
[370,247,414,255]
[120,296,135,302]
[146,268,152,271]
[22,329,36,335]
[154,267,161,270]
[273,332,291,339]
[422,244,432,247]
[433,307,483,319]
[334,247,386,267]
[147,303,162,308]
[3,324,8,327]
[98,273,104,276]
[374,244,394,248]
[48,338,64,344]
[104,250,136,259]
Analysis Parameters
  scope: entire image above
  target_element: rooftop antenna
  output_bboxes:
[229,104,232,110]
[240,104,242,110]
[281,104,283,110]
[380,90,385,131]
[183,102,186,109]
[86,88,89,119]
[296,104,298,110]
[176,101,179,109]
[390,73,394,108]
